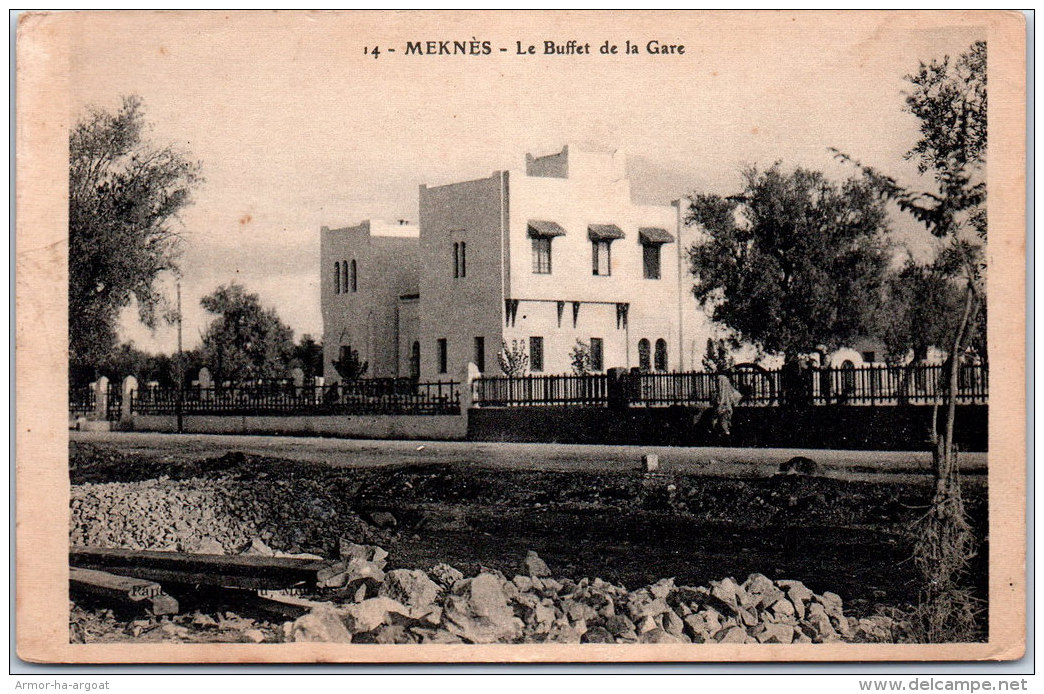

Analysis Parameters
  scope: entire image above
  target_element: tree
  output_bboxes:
[701,338,736,373]
[331,347,368,382]
[570,340,593,375]
[687,164,892,364]
[69,95,202,381]
[198,284,294,384]
[834,41,987,642]
[497,340,529,376]
[292,334,324,380]
[880,256,966,365]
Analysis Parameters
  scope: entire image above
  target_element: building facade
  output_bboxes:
[322,145,715,383]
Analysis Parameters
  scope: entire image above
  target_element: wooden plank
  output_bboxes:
[69,546,330,590]
[69,567,179,615]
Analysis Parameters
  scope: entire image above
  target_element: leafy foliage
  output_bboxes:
[835,41,988,643]
[687,164,892,361]
[332,346,368,382]
[199,284,295,384]
[292,334,324,380]
[701,338,736,373]
[69,95,202,375]
[497,340,529,377]
[570,340,593,375]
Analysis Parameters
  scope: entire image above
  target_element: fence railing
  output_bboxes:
[474,373,609,407]
[472,363,988,408]
[131,380,461,417]
[69,387,95,419]
[69,383,122,420]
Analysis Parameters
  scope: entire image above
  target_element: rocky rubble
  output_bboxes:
[70,478,379,555]
[279,545,901,645]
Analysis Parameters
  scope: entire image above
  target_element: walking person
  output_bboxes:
[711,373,742,440]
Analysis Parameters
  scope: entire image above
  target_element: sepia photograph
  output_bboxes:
[14,10,1026,664]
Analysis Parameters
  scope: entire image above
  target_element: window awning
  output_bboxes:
[587,224,625,241]
[527,220,567,238]
[639,227,675,244]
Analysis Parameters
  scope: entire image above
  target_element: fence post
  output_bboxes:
[461,361,480,411]
[607,367,630,411]
[120,375,138,427]
[93,376,109,421]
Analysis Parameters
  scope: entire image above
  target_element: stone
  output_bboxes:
[513,575,534,593]
[714,625,748,643]
[768,597,797,622]
[193,537,226,555]
[379,569,440,614]
[817,591,845,620]
[710,577,740,607]
[290,606,352,643]
[805,602,836,640]
[649,578,676,600]
[581,626,615,643]
[642,454,659,472]
[242,629,266,643]
[343,597,410,634]
[604,614,638,638]
[374,624,411,644]
[369,511,398,528]
[240,538,276,556]
[524,550,552,577]
[443,575,523,644]
[662,608,687,640]
[547,622,582,643]
[637,597,671,620]
[428,563,465,589]
[640,627,686,644]
[754,622,795,644]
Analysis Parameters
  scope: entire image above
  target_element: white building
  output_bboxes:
[322,145,716,382]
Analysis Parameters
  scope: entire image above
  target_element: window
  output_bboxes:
[592,240,612,276]
[638,339,651,372]
[343,260,349,293]
[590,338,603,372]
[532,237,552,274]
[453,241,468,278]
[334,262,340,294]
[410,342,420,380]
[654,339,668,372]
[643,244,662,279]
[350,259,357,292]
[529,337,544,373]
[437,339,448,374]
[474,336,485,372]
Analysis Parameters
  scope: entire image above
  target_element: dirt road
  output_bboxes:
[71,431,986,483]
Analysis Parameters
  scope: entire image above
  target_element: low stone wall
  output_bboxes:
[131,413,468,440]
[467,404,988,451]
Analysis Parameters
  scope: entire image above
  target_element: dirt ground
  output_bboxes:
[68,436,989,627]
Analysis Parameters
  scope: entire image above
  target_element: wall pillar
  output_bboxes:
[93,376,109,420]
[120,375,138,426]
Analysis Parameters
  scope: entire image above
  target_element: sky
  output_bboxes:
[63,11,985,355]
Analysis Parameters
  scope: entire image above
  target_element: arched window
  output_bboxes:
[638,339,651,372]
[342,260,348,293]
[410,341,420,380]
[350,259,358,292]
[654,339,668,372]
[334,262,340,294]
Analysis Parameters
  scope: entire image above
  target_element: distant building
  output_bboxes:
[321,145,715,381]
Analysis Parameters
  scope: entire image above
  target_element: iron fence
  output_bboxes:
[472,362,987,408]
[131,380,460,416]
[473,373,609,407]
[69,387,95,418]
